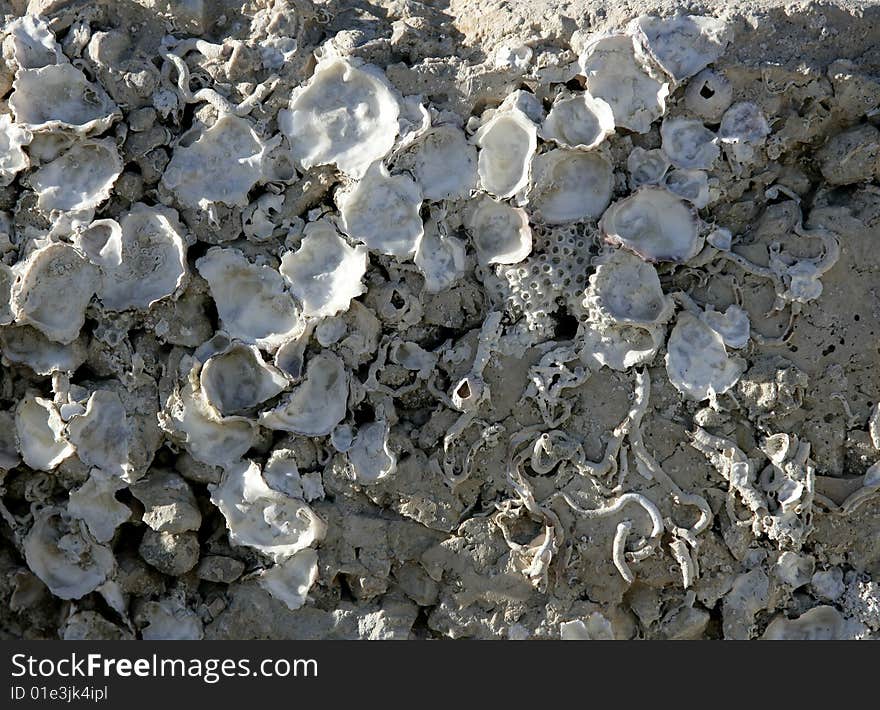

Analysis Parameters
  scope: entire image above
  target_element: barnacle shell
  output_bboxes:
[541,91,615,150]
[337,161,424,257]
[23,507,115,600]
[0,113,32,186]
[578,34,669,134]
[199,340,288,417]
[465,195,532,265]
[414,213,466,293]
[196,247,303,350]
[162,115,274,209]
[16,395,74,470]
[30,139,122,213]
[11,241,100,344]
[630,15,730,83]
[9,64,120,134]
[257,549,319,611]
[527,149,613,224]
[474,93,538,198]
[394,124,477,201]
[660,117,719,170]
[279,219,368,317]
[210,459,326,562]
[279,56,400,178]
[261,351,348,435]
[665,311,746,401]
[584,249,673,326]
[76,204,188,311]
[599,186,702,263]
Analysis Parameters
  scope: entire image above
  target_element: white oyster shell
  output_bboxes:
[162,115,274,209]
[68,469,130,543]
[210,459,326,563]
[348,420,396,484]
[23,507,115,600]
[337,161,423,257]
[9,64,120,134]
[701,304,750,348]
[627,147,670,188]
[2,15,66,69]
[279,219,367,318]
[541,91,615,150]
[395,124,477,201]
[465,195,532,265]
[414,213,466,293]
[579,320,666,371]
[279,56,400,178]
[200,341,288,416]
[631,15,730,83]
[662,169,711,208]
[527,148,613,224]
[261,352,348,435]
[719,102,771,163]
[665,311,746,401]
[660,117,719,170]
[684,69,733,122]
[0,325,87,375]
[11,241,100,343]
[76,204,188,311]
[257,548,319,610]
[0,113,32,186]
[584,249,673,326]
[762,606,863,640]
[30,138,122,213]
[16,395,74,471]
[474,94,537,198]
[67,390,131,478]
[578,34,669,134]
[196,247,303,350]
[599,186,702,263]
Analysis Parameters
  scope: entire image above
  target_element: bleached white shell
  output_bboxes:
[584,249,673,326]
[627,147,670,188]
[200,341,288,416]
[465,195,532,265]
[630,15,730,83]
[528,149,613,224]
[660,117,719,170]
[348,420,396,484]
[2,15,66,69]
[23,507,115,600]
[665,311,745,401]
[701,304,750,348]
[662,169,711,208]
[210,459,326,563]
[196,247,303,351]
[67,390,131,478]
[719,102,771,163]
[579,320,666,371]
[541,91,615,150]
[337,161,423,257]
[578,34,669,134]
[140,599,203,640]
[0,325,87,375]
[414,213,466,293]
[76,204,188,311]
[11,241,100,344]
[159,379,256,467]
[257,548,319,610]
[762,606,860,640]
[30,138,122,213]
[599,186,702,263]
[0,113,32,186]
[162,115,273,209]
[0,262,13,325]
[474,95,537,198]
[16,395,74,470]
[261,352,348,435]
[68,469,130,543]
[9,64,120,134]
[684,69,733,122]
[395,124,477,201]
[279,56,400,178]
[280,219,368,318]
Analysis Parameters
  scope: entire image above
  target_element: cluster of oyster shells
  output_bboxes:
[0,3,877,640]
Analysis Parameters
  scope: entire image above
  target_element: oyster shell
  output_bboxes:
[541,91,615,150]
[474,92,538,198]
[464,194,532,266]
[16,395,74,471]
[599,186,702,263]
[67,390,131,478]
[0,113,32,186]
[348,420,397,484]
[414,212,466,293]
[627,147,671,189]
[527,149,613,224]
[394,124,478,201]
[578,33,669,134]
[279,56,400,178]
[584,249,673,326]
[630,15,730,83]
[199,340,288,417]
[279,219,368,318]
[0,325,88,375]
[2,15,66,69]
[337,161,424,257]
[662,168,711,208]
[68,469,130,543]
[660,117,719,170]
[256,549,319,611]
[30,138,122,213]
